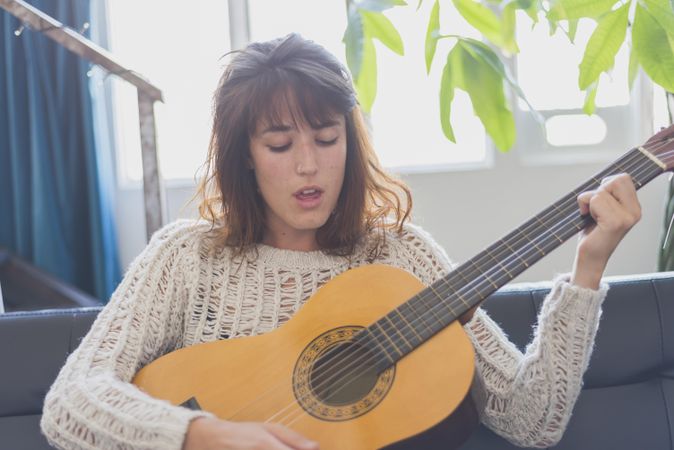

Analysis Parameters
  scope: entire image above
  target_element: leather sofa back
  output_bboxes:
[1,273,673,449]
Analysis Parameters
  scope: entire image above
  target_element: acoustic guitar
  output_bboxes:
[133,125,674,449]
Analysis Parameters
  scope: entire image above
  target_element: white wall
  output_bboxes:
[115,148,672,284]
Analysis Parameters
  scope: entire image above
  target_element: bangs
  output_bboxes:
[246,71,354,135]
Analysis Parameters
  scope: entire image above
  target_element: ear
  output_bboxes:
[246,156,254,170]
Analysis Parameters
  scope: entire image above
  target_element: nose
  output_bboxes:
[295,136,318,176]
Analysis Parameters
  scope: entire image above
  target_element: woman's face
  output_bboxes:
[249,109,347,251]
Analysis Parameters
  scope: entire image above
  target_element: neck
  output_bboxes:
[262,229,319,252]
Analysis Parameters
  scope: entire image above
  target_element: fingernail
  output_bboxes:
[303,441,318,449]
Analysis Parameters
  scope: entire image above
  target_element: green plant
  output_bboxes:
[342,0,674,270]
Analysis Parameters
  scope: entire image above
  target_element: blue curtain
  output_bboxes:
[0,0,121,301]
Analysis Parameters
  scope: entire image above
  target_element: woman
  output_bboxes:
[41,33,641,450]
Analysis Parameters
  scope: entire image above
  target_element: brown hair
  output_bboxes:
[195,33,412,257]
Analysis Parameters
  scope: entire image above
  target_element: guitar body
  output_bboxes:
[133,265,477,449]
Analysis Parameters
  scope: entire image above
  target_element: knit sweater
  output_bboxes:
[40,219,608,449]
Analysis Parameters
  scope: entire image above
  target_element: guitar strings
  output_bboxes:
[270,143,672,428]
[266,143,673,428]
[221,141,670,426]
[266,149,668,428]
[270,145,668,428]
[262,143,672,427]
[272,153,668,423]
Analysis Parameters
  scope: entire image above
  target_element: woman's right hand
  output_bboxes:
[183,416,320,450]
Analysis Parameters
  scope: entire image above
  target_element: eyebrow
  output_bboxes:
[260,119,340,135]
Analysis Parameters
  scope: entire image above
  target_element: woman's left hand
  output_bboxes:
[571,173,642,289]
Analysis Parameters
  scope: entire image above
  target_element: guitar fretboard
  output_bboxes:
[360,147,664,371]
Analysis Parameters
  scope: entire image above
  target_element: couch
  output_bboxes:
[1,272,673,450]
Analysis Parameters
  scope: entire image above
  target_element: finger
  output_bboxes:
[577,190,595,216]
[588,190,635,232]
[259,434,296,450]
[599,174,641,219]
[264,423,319,450]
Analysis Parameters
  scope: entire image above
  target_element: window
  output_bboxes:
[106,0,230,183]
[514,12,643,164]
[108,1,648,181]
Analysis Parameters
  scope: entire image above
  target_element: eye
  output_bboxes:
[317,137,338,146]
[268,143,291,152]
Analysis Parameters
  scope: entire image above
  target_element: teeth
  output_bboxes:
[300,189,317,195]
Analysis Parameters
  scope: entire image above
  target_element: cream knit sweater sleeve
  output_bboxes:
[40,221,214,450]
[396,224,608,448]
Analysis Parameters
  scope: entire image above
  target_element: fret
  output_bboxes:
[383,315,414,352]
[374,320,405,358]
[425,285,452,320]
[518,228,546,256]
[535,216,563,243]
[392,307,423,343]
[408,295,436,335]
[500,238,528,267]
[428,284,466,312]
[468,260,498,289]
[614,161,632,181]
[485,248,514,278]
[452,266,471,284]
[552,203,581,230]
[437,277,473,307]
[368,324,397,363]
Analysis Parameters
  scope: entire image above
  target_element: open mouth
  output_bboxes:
[294,188,322,200]
[294,187,324,208]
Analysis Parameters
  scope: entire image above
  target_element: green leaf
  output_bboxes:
[361,10,405,55]
[355,37,378,112]
[460,43,516,151]
[355,0,407,12]
[578,2,629,90]
[583,81,598,115]
[547,9,559,35]
[567,19,578,43]
[642,0,674,36]
[452,0,505,47]
[458,38,540,120]
[343,8,365,79]
[425,0,441,73]
[518,0,539,22]
[502,1,520,54]
[633,3,674,92]
[439,45,462,141]
[548,0,619,21]
[628,40,639,91]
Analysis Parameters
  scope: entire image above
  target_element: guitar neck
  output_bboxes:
[363,146,666,369]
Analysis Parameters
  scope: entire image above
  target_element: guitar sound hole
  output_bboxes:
[309,342,379,406]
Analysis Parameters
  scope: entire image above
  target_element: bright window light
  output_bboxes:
[545,114,607,146]
[516,13,630,111]
[249,0,487,171]
[106,0,230,183]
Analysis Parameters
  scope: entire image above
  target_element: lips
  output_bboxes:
[293,186,324,198]
[293,186,324,209]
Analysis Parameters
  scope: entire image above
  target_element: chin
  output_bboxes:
[296,213,331,230]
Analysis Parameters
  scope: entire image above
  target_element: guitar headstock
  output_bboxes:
[644,123,674,171]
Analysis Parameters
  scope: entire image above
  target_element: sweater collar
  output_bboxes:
[253,243,351,269]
